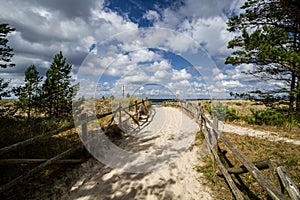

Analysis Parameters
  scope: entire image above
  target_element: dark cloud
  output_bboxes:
[32,0,97,19]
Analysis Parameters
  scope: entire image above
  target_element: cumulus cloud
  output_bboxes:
[146,60,171,72]
[143,10,160,22]
[172,69,192,81]
[154,70,171,80]
[0,0,138,86]
[222,80,243,88]
[1,0,262,99]
[153,0,240,59]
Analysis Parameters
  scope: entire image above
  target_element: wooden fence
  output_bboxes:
[175,100,299,200]
[0,98,151,194]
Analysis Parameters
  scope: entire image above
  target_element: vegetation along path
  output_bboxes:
[221,123,300,146]
[31,106,212,200]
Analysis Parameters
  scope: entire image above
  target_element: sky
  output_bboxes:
[0,0,286,99]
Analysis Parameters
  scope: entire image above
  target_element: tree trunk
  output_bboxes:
[289,70,296,113]
[27,97,31,120]
[49,97,52,118]
[27,108,30,120]
[296,76,300,116]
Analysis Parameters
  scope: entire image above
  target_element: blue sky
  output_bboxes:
[0,0,287,99]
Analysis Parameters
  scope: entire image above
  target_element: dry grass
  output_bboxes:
[193,100,300,199]
[221,100,266,115]
[194,131,234,200]
[196,131,300,200]
[198,99,266,116]
[0,98,117,198]
[0,97,147,191]
[199,99,300,140]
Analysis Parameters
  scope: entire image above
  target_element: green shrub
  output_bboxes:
[246,109,285,126]
[208,102,240,122]
[208,102,227,121]
[226,108,240,122]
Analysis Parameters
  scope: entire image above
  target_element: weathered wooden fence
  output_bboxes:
[171,100,299,200]
[0,98,151,194]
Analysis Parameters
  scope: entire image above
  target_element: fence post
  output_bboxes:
[213,116,218,130]
[200,106,204,132]
[144,99,150,122]
[143,99,149,113]
[195,107,199,123]
[118,103,122,128]
[277,166,300,200]
[145,97,149,110]
[135,100,138,114]
[80,113,89,157]
[268,159,283,193]
[81,113,87,142]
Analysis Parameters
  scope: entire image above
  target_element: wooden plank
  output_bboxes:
[213,117,218,130]
[182,101,288,199]
[135,100,138,114]
[0,123,75,156]
[120,100,144,111]
[0,159,84,165]
[202,126,244,200]
[0,144,82,193]
[277,166,300,200]
[95,110,114,119]
[123,109,139,126]
[118,105,122,127]
[142,99,149,113]
[217,159,270,176]
[81,113,88,141]
[220,134,287,200]
[103,112,116,133]
[94,99,147,122]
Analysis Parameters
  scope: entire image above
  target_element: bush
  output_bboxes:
[208,102,240,122]
[246,108,285,126]
[208,102,227,121]
[226,108,240,122]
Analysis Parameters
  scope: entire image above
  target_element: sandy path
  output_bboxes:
[219,123,300,145]
[33,107,212,200]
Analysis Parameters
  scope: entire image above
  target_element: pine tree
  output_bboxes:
[0,24,15,99]
[13,65,42,119]
[42,51,74,118]
[226,0,300,112]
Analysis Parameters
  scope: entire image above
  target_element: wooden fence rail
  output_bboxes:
[0,99,150,156]
[0,144,82,193]
[0,98,151,194]
[172,100,299,200]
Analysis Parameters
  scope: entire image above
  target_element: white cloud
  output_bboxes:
[172,69,192,81]
[129,49,159,63]
[185,16,235,56]
[215,73,227,80]
[140,29,199,53]
[177,0,234,19]
[153,0,240,58]
[156,8,181,29]
[0,0,139,88]
[97,81,111,92]
[143,10,160,22]
[122,73,150,84]
[222,80,243,88]
[154,70,171,80]
[146,60,171,72]
[1,0,267,99]
[225,64,258,82]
